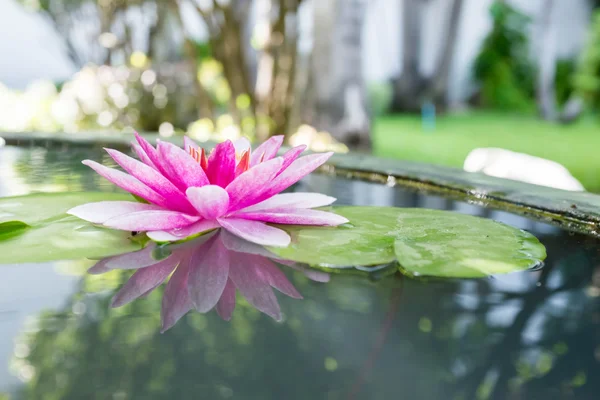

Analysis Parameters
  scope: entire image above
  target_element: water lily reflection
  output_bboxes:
[90,231,329,332]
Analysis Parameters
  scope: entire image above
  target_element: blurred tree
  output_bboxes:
[555,59,577,107]
[21,0,171,67]
[574,11,600,117]
[183,0,305,140]
[537,0,558,121]
[472,1,536,112]
[390,0,465,113]
[305,0,371,150]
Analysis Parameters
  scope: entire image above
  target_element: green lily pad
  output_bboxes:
[391,209,547,278]
[0,192,132,225]
[0,221,30,240]
[271,209,399,267]
[0,192,140,263]
[271,206,546,278]
[0,216,141,264]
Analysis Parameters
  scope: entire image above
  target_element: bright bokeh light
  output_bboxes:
[130,51,149,69]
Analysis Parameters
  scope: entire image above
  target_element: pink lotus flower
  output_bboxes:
[68,133,348,247]
[91,231,330,332]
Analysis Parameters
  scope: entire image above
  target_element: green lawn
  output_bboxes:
[373,111,600,192]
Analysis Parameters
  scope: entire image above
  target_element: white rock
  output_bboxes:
[464,147,585,192]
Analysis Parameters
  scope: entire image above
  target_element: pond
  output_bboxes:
[0,142,599,399]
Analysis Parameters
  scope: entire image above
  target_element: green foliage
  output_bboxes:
[555,59,577,106]
[574,11,600,113]
[473,1,536,111]
[367,82,393,117]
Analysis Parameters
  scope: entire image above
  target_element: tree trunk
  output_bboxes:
[537,0,558,121]
[391,0,426,112]
[429,0,464,108]
[309,0,371,150]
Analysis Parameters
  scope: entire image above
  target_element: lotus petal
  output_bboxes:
[111,256,180,308]
[103,210,199,231]
[186,185,229,220]
[206,140,236,187]
[235,208,348,226]
[105,148,195,214]
[279,145,306,172]
[253,257,302,299]
[239,192,336,213]
[287,263,331,283]
[229,257,281,321]
[233,137,251,154]
[258,152,333,202]
[216,279,236,321]
[161,258,193,332]
[147,219,220,242]
[226,157,283,211]
[82,160,168,207]
[88,243,159,272]
[218,218,291,247]
[132,142,157,169]
[134,132,165,173]
[68,201,162,224]
[250,135,284,166]
[157,141,209,189]
[188,235,230,312]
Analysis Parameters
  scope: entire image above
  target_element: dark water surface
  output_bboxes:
[1,144,599,400]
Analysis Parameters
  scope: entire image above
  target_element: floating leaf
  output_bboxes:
[270,208,398,267]
[0,192,140,263]
[0,221,30,240]
[0,192,132,225]
[270,206,546,278]
[392,209,547,278]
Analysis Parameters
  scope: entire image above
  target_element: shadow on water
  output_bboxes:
[1,144,599,399]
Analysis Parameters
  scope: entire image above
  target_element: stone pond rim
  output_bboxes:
[4,131,600,238]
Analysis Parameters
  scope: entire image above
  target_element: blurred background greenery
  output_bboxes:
[2,0,600,186]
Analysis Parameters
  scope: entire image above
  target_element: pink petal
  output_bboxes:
[105,148,196,214]
[132,142,158,169]
[157,141,209,189]
[134,132,164,172]
[226,157,283,211]
[184,136,199,152]
[233,137,251,154]
[206,140,236,187]
[217,218,291,247]
[187,235,230,312]
[253,257,302,299]
[68,201,163,224]
[89,243,159,273]
[111,256,180,308]
[279,145,306,172]
[82,160,167,207]
[258,152,333,202]
[239,192,336,213]
[220,230,283,259]
[186,185,229,220]
[250,135,284,166]
[234,208,348,226]
[161,258,193,332]
[103,210,199,231]
[88,258,113,275]
[228,257,281,321]
[147,219,220,241]
[286,263,331,283]
[216,279,236,321]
